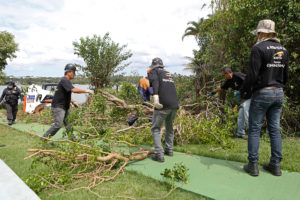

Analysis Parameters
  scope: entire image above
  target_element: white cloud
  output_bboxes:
[1,0,210,77]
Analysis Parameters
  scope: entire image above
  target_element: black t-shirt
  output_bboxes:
[52,77,74,110]
[148,67,179,110]
[221,72,246,91]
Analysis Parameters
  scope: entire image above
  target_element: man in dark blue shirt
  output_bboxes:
[42,64,94,140]
[242,19,289,177]
[148,57,179,162]
[210,67,251,139]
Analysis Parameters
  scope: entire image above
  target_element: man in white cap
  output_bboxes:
[241,20,289,176]
[148,57,179,162]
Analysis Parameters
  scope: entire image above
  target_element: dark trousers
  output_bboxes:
[6,103,18,121]
[44,107,71,137]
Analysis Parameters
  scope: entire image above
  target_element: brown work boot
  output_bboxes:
[243,162,259,176]
[263,163,282,176]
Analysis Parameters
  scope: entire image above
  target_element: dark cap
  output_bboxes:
[64,63,76,73]
[6,81,15,86]
[151,57,164,68]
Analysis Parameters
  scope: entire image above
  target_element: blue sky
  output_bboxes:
[1,0,210,77]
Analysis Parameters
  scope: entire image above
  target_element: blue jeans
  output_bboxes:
[248,88,284,166]
[151,109,177,156]
[237,99,251,136]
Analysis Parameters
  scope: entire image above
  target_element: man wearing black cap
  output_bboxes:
[148,57,179,162]
[241,20,289,176]
[42,64,94,140]
[0,81,22,125]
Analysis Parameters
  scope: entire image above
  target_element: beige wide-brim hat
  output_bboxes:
[251,19,277,35]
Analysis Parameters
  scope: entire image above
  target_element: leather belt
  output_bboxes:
[263,87,280,90]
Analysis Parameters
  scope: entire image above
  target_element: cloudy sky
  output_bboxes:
[0,0,210,77]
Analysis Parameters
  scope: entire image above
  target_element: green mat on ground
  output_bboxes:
[127,152,300,200]
[1,118,300,200]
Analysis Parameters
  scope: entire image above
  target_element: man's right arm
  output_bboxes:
[71,88,94,94]
[241,47,262,97]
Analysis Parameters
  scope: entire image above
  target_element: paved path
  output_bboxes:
[0,159,40,200]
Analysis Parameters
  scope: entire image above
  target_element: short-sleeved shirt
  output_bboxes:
[221,72,246,91]
[51,77,74,110]
[148,67,178,110]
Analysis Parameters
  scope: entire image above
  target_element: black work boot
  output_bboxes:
[151,154,165,162]
[164,150,173,156]
[243,162,259,176]
[8,120,12,125]
[263,163,282,176]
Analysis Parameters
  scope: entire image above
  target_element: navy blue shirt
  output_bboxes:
[241,40,289,97]
[148,67,179,110]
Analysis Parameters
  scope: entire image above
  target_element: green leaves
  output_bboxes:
[0,31,18,71]
[73,33,132,90]
[161,163,189,188]
[119,82,141,104]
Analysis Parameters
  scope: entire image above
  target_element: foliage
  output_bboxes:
[118,82,141,104]
[184,0,300,133]
[173,74,195,105]
[22,107,53,125]
[7,75,90,85]
[282,97,300,136]
[174,104,237,149]
[73,33,132,90]
[0,31,18,71]
[161,163,189,189]
[0,71,6,85]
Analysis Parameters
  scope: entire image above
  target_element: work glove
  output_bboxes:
[72,101,80,108]
[233,105,238,113]
[209,91,216,96]
[86,89,94,95]
[153,95,163,110]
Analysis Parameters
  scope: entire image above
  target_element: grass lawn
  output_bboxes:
[1,106,300,199]
[0,124,206,200]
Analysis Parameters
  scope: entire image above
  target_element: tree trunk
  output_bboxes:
[194,77,200,113]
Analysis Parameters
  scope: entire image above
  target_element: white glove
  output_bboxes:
[86,89,94,95]
[72,101,80,108]
[153,95,163,110]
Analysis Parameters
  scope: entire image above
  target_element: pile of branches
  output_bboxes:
[23,89,236,197]
[25,132,153,197]
[174,98,237,148]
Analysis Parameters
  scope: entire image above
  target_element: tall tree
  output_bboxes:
[185,0,300,103]
[0,31,18,83]
[182,18,206,47]
[73,33,132,90]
